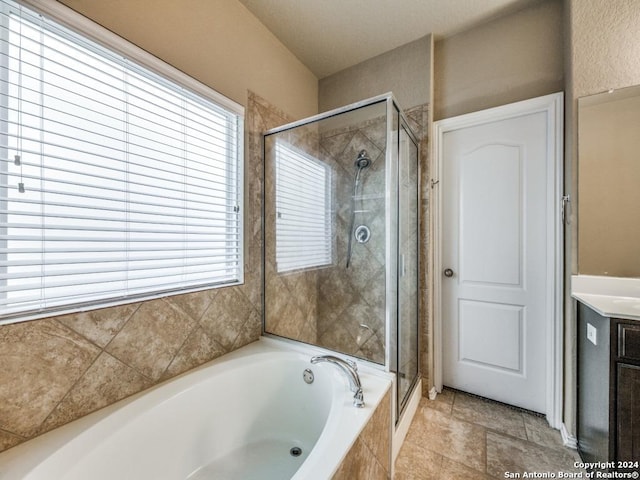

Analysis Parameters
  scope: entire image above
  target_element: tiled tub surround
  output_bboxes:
[0,338,393,480]
[0,91,289,453]
[333,389,392,480]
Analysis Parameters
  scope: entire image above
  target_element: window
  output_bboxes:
[275,141,331,273]
[0,0,243,322]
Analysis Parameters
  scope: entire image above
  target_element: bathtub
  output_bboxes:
[0,337,392,480]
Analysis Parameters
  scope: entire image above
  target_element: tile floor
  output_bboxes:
[394,388,584,479]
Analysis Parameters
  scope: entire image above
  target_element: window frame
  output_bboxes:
[0,0,244,324]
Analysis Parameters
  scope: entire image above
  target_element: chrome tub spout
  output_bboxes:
[310,355,365,408]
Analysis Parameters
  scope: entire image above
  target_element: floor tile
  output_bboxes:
[452,391,527,440]
[522,412,565,450]
[439,457,491,480]
[394,440,442,480]
[424,387,455,414]
[396,390,583,480]
[405,402,486,471]
[486,430,583,478]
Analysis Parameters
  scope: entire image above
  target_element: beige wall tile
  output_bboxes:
[231,309,262,351]
[0,430,25,452]
[332,437,388,480]
[105,299,196,381]
[55,303,141,348]
[0,320,100,437]
[39,352,153,433]
[333,388,391,480]
[165,290,218,323]
[361,389,391,472]
[161,327,226,379]
[198,289,253,351]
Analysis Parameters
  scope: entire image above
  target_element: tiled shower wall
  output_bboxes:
[263,123,322,345]
[315,115,388,364]
[316,103,430,378]
[0,91,288,453]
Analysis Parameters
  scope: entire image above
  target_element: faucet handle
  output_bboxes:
[345,359,358,371]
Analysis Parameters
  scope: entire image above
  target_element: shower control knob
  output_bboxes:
[444,268,454,278]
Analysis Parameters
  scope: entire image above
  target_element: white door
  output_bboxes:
[438,95,562,414]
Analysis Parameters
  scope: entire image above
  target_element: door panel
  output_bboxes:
[460,144,522,286]
[459,300,523,373]
[442,109,548,413]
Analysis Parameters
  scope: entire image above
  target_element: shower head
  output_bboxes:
[355,150,371,169]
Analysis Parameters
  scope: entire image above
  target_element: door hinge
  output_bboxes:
[561,195,571,224]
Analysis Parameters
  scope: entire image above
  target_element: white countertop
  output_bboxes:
[572,275,640,321]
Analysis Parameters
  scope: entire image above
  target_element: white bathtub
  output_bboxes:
[0,338,392,480]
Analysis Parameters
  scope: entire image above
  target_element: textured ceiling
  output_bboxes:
[238,0,541,78]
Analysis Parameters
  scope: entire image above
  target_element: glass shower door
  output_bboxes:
[397,120,419,415]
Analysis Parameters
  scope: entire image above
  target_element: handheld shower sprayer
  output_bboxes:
[355,150,371,170]
[346,150,371,268]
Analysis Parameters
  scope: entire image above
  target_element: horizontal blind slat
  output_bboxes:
[0,185,238,216]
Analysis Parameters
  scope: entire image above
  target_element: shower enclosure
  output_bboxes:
[263,93,419,421]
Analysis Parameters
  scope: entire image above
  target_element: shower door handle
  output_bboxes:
[443,268,454,278]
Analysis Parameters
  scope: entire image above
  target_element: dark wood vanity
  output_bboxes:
[577,301,640,467]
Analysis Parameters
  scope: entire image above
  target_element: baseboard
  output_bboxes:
[428,386,438,400]
[561,423,578,450]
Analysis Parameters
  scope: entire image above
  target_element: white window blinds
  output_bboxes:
[0,0,243,322]
[275,142,331,273]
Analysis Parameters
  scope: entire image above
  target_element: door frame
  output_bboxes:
[431,93,564,428]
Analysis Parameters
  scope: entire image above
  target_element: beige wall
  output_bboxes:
[568,0,640,275]
[434,0,564,120]
[57,0,318,120]
[570,0,640,99]
[319,34,433,112]
[564,0,640,437]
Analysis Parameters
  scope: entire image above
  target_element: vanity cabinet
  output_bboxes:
[577,301,640,465]
[616,322,640,462]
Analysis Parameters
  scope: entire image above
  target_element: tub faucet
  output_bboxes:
[310,355,365,408]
